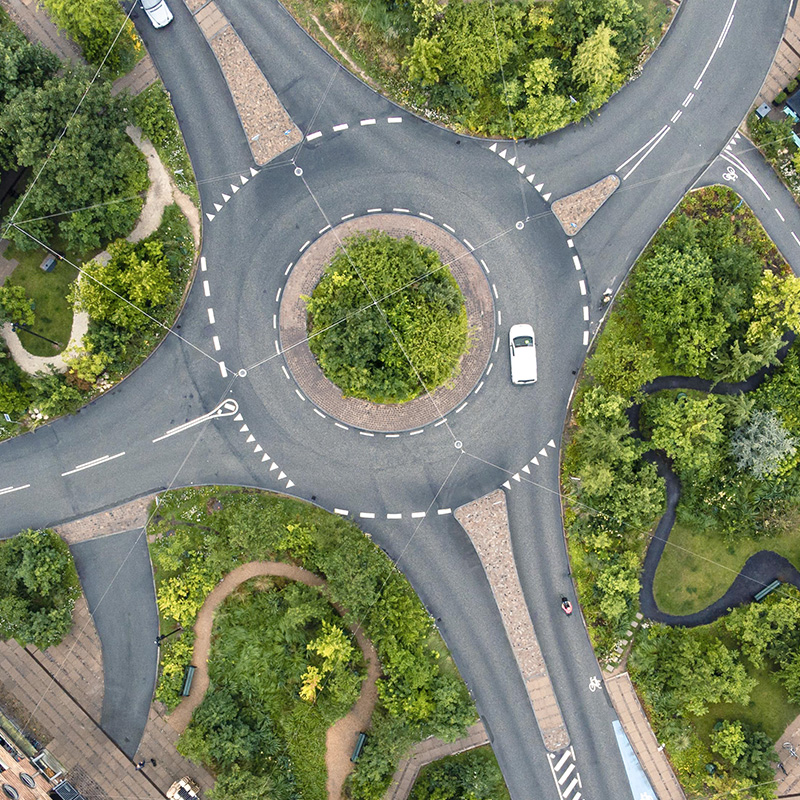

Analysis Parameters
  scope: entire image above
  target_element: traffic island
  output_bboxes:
[552,174,620,235]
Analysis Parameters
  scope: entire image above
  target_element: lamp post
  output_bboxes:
[155,626,182,646]
[11,322,62,349]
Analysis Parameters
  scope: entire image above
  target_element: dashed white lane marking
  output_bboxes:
[360,118,376,126]
[319,225,331,234]
[583,306,589,321]
[463,239,474,250]
[409,429,424,435]
[341,213,354,220]
[387,513,403,519]
[203,280,210,297]
[212,335,221,351]
[334,508,349,516]
[393,207,410,213]
[388,117,402,123]
[367,208,382,213]
[335,422,349,430]
[273,314,277,329]
[443,223,455,233]
[275,287,282,302]
[419,212,433,219]
[295,389,306,402]
[313,408,326,418]
[486,362,493,375]
[492,284,498,299]
[481,259,489,273]
[437,508,452,515]
[219,361,228,378]
[683,92,694,107]
[306,131,322,141]
[567,239,574,248]
[776,208,786,222]
[495,337,500,352]
[299,240,311,252]
[0,484,30,496]
[455,402,468,413]
[474,380,485,394]
[282,366,291,380]
[583,331,590,346]
[274,340,280,354]
[360,512,375,519]
[497,310,502,325]
[207,308,215,324]
[200,257,207,271]
[386,433,400,437]
[62,452,125,477]
[579,280,586,295]
[411,511,426,519]
[359,430,374,437]
[333,123,349,132]
[670,109,682,124]
[572,255,581,270]
[434,418,448,426]
[285,262,293,275]
[792,231,800,247]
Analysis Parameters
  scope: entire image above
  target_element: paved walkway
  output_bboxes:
[606,673,685,800]
[775,714,800,795]
[183,0,301,164]
[753,1,800,109]
[455,490,569,752]
[382,721,490,800]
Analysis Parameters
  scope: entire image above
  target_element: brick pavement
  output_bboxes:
[605,672,685,800]
[111,54,159,97]
[753,3,800,109]
[280,214,495,431]
[455,490,569,752]
[0,0,83,64]
[775,715,800,795]
[382,721,490,800]
[182,0,301,164]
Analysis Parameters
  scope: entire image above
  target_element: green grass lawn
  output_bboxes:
[4,245,77,356]
[653,516,800,616]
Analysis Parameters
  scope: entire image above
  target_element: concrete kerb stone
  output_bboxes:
[279,214,495,432]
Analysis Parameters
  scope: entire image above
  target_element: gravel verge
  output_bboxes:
[552,175,620,235]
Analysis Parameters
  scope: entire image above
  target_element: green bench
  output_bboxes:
[754,580,781,602]
[181,665,196,697]
[351,732,367,763]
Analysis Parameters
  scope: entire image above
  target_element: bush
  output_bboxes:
[0,528,81,650]
[305,231,468,403]
[154,629,195,711]
[409,746,510,800]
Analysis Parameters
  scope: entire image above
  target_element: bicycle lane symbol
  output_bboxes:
[723,165,738,182]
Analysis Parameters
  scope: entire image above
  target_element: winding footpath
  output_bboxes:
[165,561,381,800]
[631,334,800,626]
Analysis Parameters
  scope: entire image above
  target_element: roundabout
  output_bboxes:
[279,214,494,431]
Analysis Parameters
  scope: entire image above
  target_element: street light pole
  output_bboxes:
[11,322,62,349]
[155,626,183,646]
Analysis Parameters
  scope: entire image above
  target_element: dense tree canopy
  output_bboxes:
[306,232,468,403]
[0,528,81,650]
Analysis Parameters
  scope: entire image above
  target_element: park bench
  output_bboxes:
[350,732,367,763]
[181,665,196,697]
[754,580,781,602]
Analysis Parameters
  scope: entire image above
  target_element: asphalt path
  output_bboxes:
[0,0,792,794]
[71,530,159,757]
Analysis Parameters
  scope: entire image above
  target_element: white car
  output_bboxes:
[509,323,537,385]
[141,0,173,28]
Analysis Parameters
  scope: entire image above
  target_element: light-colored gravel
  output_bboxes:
[552,174,620,235]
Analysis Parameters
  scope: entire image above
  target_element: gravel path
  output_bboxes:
[165,560,381,800]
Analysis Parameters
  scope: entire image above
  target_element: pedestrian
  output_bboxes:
[135,760,145,771]
[150,758,157,767]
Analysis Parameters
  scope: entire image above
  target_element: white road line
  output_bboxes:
[623,126,670,180]
[411,511,426,518]
[281,365,290,380]
[583,306,589,321]
[360,118,376,126]
[481,259,489,273]
[333,123,349,131]
[495,337,500,352]
[274,340,280,354]
[792,231,800,247]
[497,310,502,325]
[567,238,574,248]
[219,361,228,377]
[616,125,668,171]
[200,256,207,271]
[694,78,702,90]
[335,422,349,430]
[572,255,581,270]
[670,109,682,124]
[0,484,30,496]
[559,764,576,785]
[207,308,215,324]
[313,408,326,417]
[360,512,375,519]
[212,335,221,351]
[443,223,455,233]
[393,207,410,213]
[203,280,210,297]
[319,225,331,234]
[334,508,349,515]
[583,330,589,346]
[720,152,770,200]
[359,431,375,436]
[486,362,493,375]
[306,131,322,141]
[682,92,694,107]
[285,261,294,275]
[474,380,485,394]
[563,777,579,797]
[434,418,448,426]
[387,513,403,519]
[299,240,311,252]
[295,389,306,401]
[273,314,277,329]
[367,208,382,213]
[341,213,354,220]
[419,212,433,219]
[579,280,586,295]
[386,433,400,437]
[388,117,402,123]
[409,429,424,435]
[62,452,125,477]
[554,751,572,771]
[492,284,498,299]
[437,508,452,515]
[275,287,282,302]
[776,208,785,222]
[463,239,474,250]
[455,402,468,413]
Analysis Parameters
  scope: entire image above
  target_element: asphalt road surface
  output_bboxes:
[0,0,793,796]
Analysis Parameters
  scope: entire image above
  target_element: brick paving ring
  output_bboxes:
[278,214,495,432]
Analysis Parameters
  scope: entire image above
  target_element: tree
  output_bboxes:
[745,270,800,345]
[730,409,796,478]
[572,23,620,99]
[0,528,81,650]
[0,285,35,326]
[711,720,747,764]
[0,27,59,106]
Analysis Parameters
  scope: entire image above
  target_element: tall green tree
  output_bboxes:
[0,284,35,326]
[571,23,620,99]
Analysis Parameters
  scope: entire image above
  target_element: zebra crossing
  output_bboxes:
[548,746,584,800]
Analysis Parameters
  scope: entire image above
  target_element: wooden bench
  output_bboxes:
[754,580,781,602]
[181,665,196,697]
[350,732,366,763]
